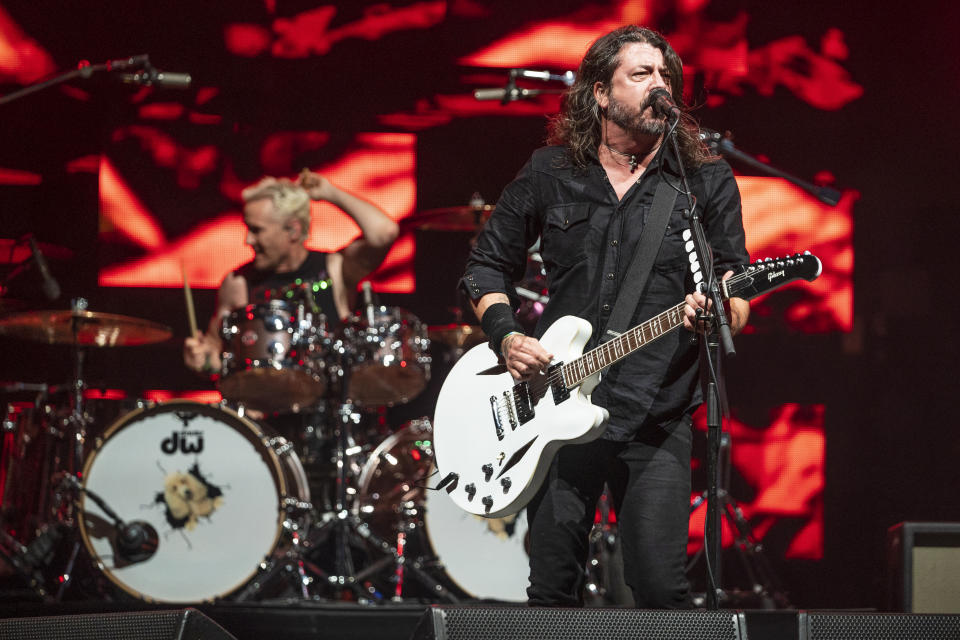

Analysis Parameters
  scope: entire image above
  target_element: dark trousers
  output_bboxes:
[525,414,693,608]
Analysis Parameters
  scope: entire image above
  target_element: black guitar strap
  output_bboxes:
[600,178,678,344]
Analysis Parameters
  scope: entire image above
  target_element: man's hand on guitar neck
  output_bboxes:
[682,270,750,336]
[502,333,553,381]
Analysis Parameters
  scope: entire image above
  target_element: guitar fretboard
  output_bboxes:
[561,301,688,388]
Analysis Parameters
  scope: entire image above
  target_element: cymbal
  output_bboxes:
[428,324,486,350]
[0,310,173,347]
[404,204,495,231]
[0,239,73,264]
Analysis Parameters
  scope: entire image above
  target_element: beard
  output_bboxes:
[606,93,666,137]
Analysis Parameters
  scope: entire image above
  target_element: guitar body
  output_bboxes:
[433,253,823,519]
[433,315,609,518]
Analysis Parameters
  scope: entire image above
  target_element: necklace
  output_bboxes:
[604,143,638,172]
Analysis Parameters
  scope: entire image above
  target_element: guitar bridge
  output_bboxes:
[489,395,504,441]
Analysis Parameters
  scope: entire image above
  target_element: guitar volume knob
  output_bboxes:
[500,477,512,492]
[481,495,494,512]
[465,483,476,500]
[481,464,493,481]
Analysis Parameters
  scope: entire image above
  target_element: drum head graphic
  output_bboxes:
[79,402,284,602]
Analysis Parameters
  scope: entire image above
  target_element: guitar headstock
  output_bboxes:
[725,252,823,301]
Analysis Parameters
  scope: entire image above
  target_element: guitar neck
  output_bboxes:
[557,253,822,390]
[560,300,690,389]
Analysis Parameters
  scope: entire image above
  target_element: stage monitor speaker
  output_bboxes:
[0,607,236,640]
[799,611,960,640]
[887,521,960,613]
[411,606,746,640]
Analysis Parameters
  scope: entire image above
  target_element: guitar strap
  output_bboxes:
[600,178,678,344]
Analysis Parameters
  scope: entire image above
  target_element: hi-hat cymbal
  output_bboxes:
[428,323,486,350]
[0,310,172,347]
[404,204,495,231]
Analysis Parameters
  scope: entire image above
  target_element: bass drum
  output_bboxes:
[78,401,309,603]
[355,418,529,602]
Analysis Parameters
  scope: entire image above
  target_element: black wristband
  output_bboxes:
[480,302,524,359]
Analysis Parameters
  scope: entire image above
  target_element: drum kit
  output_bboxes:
[0,212,568,607]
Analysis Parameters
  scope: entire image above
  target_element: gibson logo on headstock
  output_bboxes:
[767,270,785,281]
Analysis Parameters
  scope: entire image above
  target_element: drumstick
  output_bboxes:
[181,260,199,337]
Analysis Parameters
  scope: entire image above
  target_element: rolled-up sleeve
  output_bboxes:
[459,159,541,309]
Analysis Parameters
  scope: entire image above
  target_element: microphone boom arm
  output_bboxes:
[702,129,842,206]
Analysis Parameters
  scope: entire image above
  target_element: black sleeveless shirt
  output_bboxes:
[234,251,342,329]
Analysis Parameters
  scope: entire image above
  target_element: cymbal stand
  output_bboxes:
[358,491,461,602]
[303,361,388,602]
[686,431,790,608]
[49,298,94,600]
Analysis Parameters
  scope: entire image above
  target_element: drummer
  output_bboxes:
[183,169,399,376]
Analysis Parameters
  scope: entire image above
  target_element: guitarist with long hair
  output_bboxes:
[458,26,750,608]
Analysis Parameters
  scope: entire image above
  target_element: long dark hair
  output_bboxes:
[547,25,712,169]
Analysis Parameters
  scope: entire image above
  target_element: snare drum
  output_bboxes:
[219,300,329,414]
[78,401,309,603]
[339,306,430,406]
[355,418,529,601]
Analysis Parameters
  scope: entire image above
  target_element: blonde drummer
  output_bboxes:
[183,170,399,376]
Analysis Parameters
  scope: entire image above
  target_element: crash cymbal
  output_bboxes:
[0,310,172,347]
[0,239,73,264]
[404,204,495,231]
[428,323,486,350]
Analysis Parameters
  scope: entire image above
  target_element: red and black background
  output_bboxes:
[0,0,956,610]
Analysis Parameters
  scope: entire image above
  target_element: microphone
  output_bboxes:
[121,66,192,89]
[116,520,159,563]
[511,69,576,86]
[648,87,681,120]
[26,235,61,300]
[473,87,544,102]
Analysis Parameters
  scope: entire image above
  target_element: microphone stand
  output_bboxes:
[0,55,149,106]
[664,116,733,611]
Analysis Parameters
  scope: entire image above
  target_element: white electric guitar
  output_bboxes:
[432,253,822,518]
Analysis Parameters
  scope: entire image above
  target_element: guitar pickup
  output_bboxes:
[548,362,569,404]
[513,381,534,424]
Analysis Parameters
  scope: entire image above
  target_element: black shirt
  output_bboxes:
[235,250,342,330]
[460,145,748,440]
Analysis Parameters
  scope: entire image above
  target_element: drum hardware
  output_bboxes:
[298,363,457,603]
[299,387,388,602]
[0,299,174,600]
[355,418,524,602]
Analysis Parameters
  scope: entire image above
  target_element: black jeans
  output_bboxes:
[525,415,693,608]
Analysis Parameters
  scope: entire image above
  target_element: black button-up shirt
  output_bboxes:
[460,145,748,440]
